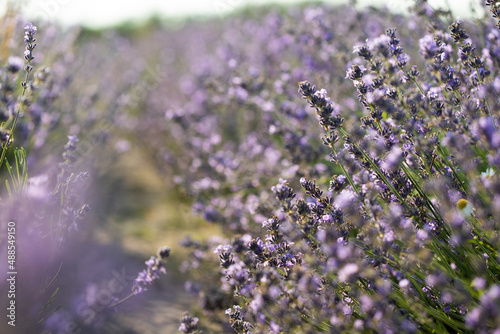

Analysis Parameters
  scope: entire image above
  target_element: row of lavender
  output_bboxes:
[158,2,500,333]
[1,0,500,332]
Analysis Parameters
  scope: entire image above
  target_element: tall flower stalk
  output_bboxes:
[0,23,36,169]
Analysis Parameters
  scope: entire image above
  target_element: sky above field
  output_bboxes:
[6,0,485,28]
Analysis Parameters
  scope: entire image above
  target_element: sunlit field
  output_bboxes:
[1,1,500,333]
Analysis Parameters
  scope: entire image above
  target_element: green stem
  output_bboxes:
[0,61,32,169]
[108,292,137,308]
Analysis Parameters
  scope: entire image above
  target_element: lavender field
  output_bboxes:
[1,0,500,333]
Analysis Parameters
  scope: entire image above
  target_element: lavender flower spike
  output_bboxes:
[23,23,37,63]
[132,246,170,294]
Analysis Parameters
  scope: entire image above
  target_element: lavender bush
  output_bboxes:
[159,2,500,333]
[1,0,500,333]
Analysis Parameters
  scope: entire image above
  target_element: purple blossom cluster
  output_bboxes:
[132,246,170,294]
[155,3,500,333]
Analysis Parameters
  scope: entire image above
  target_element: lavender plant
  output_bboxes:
[164,2,500,333]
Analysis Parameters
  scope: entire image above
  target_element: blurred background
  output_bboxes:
[2,0,485,28]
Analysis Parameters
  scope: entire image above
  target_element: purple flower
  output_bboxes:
[23,23,37,62]
[419,34,441,59]
[132,248,169,294]
[381,146,403,171]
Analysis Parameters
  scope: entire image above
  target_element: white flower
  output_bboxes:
[457,199,473,217]
[481,168,495,180]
